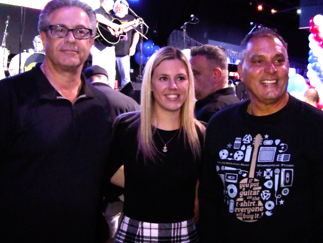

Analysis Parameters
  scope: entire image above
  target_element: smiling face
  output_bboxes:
[238,36,289,108]
[151,59,189,116]
[40,7,94,72]
[115,3,127,18]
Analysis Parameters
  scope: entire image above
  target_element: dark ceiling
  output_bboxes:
[130,0,309,63]
[215,0,301,29]
[0,0,310,64]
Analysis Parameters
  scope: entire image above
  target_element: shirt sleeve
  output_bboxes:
[102,115,128,203]
[0,80,12,163]
[198,121,224,243]
[309,113,323,241]
[106,116,127,181]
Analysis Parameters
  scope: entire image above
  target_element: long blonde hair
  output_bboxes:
[139,46,205,161]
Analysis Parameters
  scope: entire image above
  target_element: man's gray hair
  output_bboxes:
[38,0,97,35]
[113,0,129,15]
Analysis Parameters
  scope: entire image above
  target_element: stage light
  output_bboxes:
[297,9,301,14]
[257,4,263,11]
[271,9,277,14]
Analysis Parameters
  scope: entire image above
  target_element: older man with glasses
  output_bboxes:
[0,0,114,242]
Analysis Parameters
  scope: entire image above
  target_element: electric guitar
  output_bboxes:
[96,18,141,45]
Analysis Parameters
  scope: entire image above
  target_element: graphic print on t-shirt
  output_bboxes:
[235,134,263,222]
[217,133,293,222]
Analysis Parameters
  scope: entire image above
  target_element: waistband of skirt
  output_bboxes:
[122,215,195,228]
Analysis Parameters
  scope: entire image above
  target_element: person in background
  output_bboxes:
[235,80,249,101]
[84,65,139,243]
[0,0,114,242]
[107,46,205,242]
[190,44,240,122]
[113,0,140,88]
[91,0,119,89]
[199,27,323,242]
[84,64,140,121]
[304,87,319,108]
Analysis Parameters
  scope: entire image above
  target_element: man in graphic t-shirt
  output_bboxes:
[199,27,323,243]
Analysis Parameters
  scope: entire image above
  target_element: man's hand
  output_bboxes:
[109,23,121,33]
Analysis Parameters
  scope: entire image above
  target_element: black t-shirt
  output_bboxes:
[113,14,136,56]
[199,95,323,242]
[107,112,205,223]
[95,7,114,48]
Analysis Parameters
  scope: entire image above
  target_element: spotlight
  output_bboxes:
[271,9,277,14]
[257,4,263,11]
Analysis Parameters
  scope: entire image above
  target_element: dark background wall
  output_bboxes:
[0,4,40,54]
[0,0,315,66]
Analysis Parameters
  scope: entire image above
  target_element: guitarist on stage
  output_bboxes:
[113,0,139,89]
[91,0,119,89]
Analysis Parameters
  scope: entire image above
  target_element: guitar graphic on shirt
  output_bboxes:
[235,134,264,222]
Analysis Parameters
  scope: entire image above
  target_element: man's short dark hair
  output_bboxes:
[240,27,287,61]
[190,44,228,70]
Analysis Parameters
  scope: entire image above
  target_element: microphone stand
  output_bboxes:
[1,16,10,73]
[137,23,144,82]
[181,22,187,49]
[18,6,26,74]
[180,16,199,50]
[122,2,148,82]
[1,16,9,48]
[247,22,262,35]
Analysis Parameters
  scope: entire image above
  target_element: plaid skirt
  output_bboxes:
[114,215,199,242]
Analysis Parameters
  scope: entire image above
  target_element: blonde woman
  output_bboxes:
[108,46,205,242]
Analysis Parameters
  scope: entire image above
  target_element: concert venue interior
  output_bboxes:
[0,0,320,81]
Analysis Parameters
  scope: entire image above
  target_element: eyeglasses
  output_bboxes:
[45,25,92,40]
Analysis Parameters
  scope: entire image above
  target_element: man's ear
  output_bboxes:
[40,31,47,48]
[237,63,244,82]
[213,67,222,80]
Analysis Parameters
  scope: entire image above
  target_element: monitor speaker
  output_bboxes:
[120,81,142,104]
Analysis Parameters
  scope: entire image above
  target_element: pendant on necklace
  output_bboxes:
[163,145,168,153]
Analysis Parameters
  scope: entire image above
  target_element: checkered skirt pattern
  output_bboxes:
[114,215,199,242]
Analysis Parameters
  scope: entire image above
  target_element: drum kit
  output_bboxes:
[7,35,45,77]
[8,50,45,77]
[0,17,45,79]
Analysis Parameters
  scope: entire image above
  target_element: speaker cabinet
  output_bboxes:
[120,81,142,104]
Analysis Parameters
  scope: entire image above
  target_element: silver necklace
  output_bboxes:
[156,129,178,153]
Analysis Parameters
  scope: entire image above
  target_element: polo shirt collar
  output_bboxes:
[32,64,94,101]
